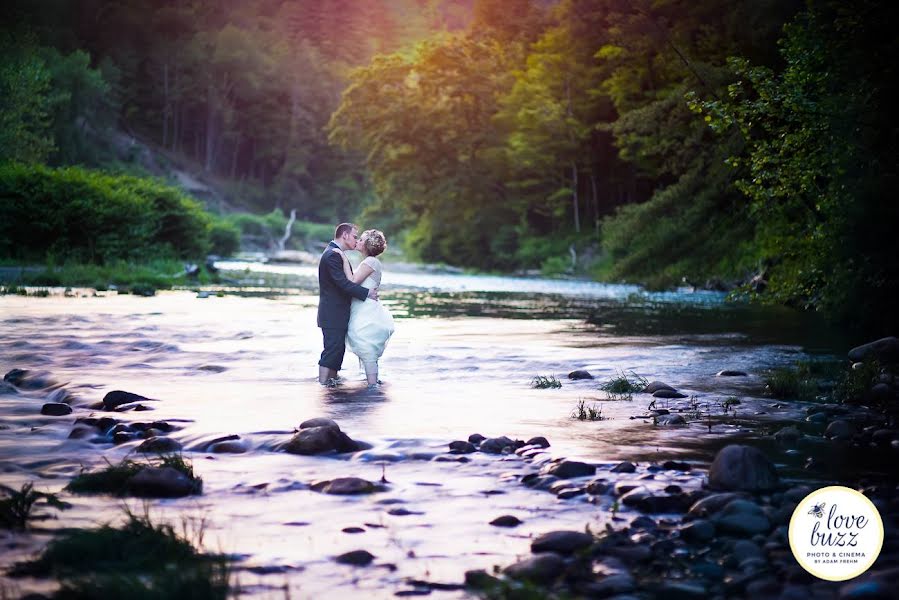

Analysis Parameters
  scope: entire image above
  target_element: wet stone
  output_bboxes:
[40,402,72,416]
[479,436,517,454]
[586,479,610,495]
[128,466,197,497]
[316,477,376,495]
[335,550,375,566]
[299,417,339,430]
[137,436,182,454]
[342,527,366,534]
[449,440,476,454]
[643,381,675,394]
[662,460,691,471]
[568,370,594,380]
[102,390,153,410]
[652,389,688,399]
[611,461,636,473]
[283,425,358,455]
[490,515,522,527]
[716,370,748,377]
[68,425,95,439]
[543,460,595,479]
[503,553,565,583]
[556,487,585,499]
[680,519,715,543]
[113,431,137,444]
[656,413,688,425]
[525,436,550,448]
[468,433,486,445]
[210,439,248,453]
[530,530,593,555]
[707,444,779,492]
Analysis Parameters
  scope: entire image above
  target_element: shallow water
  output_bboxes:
[0,266,858,597]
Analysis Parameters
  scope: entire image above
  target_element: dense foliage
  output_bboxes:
[2,0,897,332]
[0,163,212,262]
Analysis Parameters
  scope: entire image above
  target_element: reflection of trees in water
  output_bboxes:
[386,291,842,350]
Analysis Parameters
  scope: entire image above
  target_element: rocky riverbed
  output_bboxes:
[0,290,897,599]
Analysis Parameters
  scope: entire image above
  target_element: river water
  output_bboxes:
[0,262,850,598]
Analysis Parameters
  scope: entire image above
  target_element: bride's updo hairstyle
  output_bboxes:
[361,229,387,257]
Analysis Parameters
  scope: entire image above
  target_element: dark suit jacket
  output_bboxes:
[317,241,369,329]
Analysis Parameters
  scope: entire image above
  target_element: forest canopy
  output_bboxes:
[1,0,897,332]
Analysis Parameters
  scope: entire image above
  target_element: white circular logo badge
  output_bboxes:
[789,485,884,581]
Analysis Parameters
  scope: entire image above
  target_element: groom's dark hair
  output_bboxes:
[335,223,356,239]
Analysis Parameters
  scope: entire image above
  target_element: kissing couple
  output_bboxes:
[317,222,395,389]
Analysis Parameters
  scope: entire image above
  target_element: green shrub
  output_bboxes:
[208,219,240,257]
[0,163,211,263]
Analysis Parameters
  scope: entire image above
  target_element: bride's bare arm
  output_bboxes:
[335,250,375,285]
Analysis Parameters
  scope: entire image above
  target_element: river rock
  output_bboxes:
[825,419,853,440]
[656,413,687,425]
[68,425,95,439]
[662,460,691,471]
[479,436,517,454]
[210,439,249,453]
[586,479,610,495]
[503,553,565,583]
[870,383,892,404]
[621,489,691,513]
[283,425,358,455]
[611,461,636,473]
[468,433,486,444]
[335,549,375,566]
[708,444,779,491]
[687,492,746,517]
[315,477,376,495]
[138,436,183,453]
[643,381,675,394]
[657,581,707,599]
[41,402,72,416]
[680,519,716,543]
[4,369,60,390]
[127,466,198,497]
[102,390,153,410]
[568,369,594,380]
[848,336,899,363]
[872,429,898,444]
[490,515,522,527]
[712,499,771,535]
[299,417,339,429]
[731,539,764,563]
[716,370,748,377]
[542,460,595,479]
[531,530,593,555]
[774,426,802,444]
[652,389,688,399]
[449,440,476,454]
[526,436,550,448]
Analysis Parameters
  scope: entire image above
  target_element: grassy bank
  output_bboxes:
[0,259,220,295]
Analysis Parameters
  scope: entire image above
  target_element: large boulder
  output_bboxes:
[283,425,358,455]
[848,336,899,363]
[708,445,779,492]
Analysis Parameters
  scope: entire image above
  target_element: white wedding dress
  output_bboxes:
[346,256,395,364]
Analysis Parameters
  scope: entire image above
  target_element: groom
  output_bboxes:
[318,223,378,385]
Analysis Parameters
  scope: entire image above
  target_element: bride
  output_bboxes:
[334,229,395,387]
